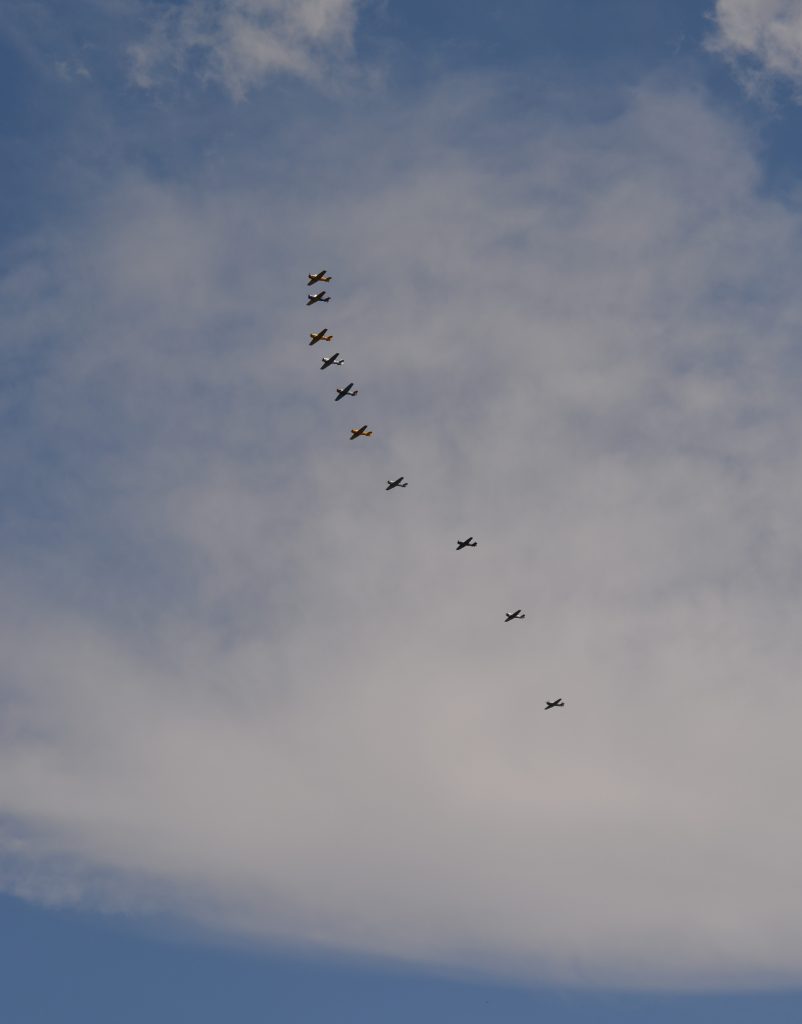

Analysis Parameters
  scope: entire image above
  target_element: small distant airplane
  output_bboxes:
[544,699,565,710]
[320,352,343,369]
[335,383,358,401]
[307,270,332,286]
[307,291,330,306]
[456,537,477,550]
[504,609,525,622]
[350,425,373,440]
[386,477,407,490]
[309,329,333,345]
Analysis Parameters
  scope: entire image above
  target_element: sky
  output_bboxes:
[5,0,802,1019]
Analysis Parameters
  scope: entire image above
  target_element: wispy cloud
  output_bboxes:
[4,71,802,989]
[709,0,802,95]
[129,0,362,98]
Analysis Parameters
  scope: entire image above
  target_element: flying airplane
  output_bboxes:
[320,352,343,369]
[456,537,477,550]
[309,329,333,345]
[307,270,332,286]
[350,425,373,439]
[504,609,525,622]
[307,291,331,306]
[386,477,408,490]
[335,383,358,401]
[544,699,565,710]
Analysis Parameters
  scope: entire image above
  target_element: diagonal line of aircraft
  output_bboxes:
[303,269,563,711]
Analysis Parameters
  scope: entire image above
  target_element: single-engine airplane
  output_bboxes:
[320,352,343,369]
[307,291,331,306]
[309,329,333,345]
[307,270,332,286]
[386,477,407,490]
[456,537,477,550]
[544,699,565,710]
[350,425,373,439]
[504,609,525,622]
[335,383,358,401]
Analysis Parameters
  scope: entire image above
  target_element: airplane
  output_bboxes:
[456,537,477,550]
[504,609,525,622]
[320,352,343,369]
[350,425,373,439]
[335,383,358,401]
[386,477,408,490]
[307,270,332,286]
[544,699,565,710]
[309,329,333,345]
[307,291,331,306]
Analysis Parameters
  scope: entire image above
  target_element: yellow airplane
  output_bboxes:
[309,328,333,345]
[350,425,373,440]
[307,270,332,286]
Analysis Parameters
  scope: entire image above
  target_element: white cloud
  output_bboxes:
[710,0,802,91]
[4,79,802,988]
[129,0,361,98]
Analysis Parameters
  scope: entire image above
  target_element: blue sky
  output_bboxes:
[6,891,802,1024]
[5,0,802,1019]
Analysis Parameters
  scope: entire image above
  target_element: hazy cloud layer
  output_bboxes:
[129,0,361,97]
[710,0,802,90]
[4,78,802,989]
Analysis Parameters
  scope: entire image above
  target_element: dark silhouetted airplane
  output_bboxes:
[386,477,407,490]
[456,537,477,550]
[335,383,358,401]
[544,699,565,710]
[504,609,525,622]
[307,291,330,306]
[320,352,343,369]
